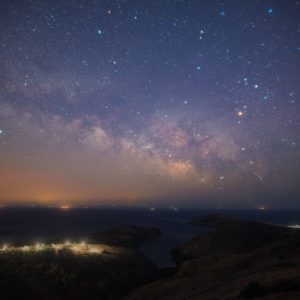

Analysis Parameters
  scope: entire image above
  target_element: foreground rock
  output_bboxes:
[0,244,159,300]
[88,224,162,249]
[125,216,300,300]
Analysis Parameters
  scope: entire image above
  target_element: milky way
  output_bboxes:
[0,1,299,208]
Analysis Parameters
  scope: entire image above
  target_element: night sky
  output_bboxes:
[0,1,299,208]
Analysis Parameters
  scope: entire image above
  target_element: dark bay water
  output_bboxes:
[0,207,300,267]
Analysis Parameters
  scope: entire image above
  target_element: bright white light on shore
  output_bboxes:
[35,243,44,251]
[1,244,8,251]
[21,246,30,252]
[289,225,300,229]
[61,205,70,209]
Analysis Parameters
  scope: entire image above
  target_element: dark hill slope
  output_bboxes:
[172,218,299,263]
[125,216,300,300]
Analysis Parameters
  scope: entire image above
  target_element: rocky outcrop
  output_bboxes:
[0,244,159,300]
[88,224,162,249]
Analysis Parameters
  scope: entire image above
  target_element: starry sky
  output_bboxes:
[0,0,299,208]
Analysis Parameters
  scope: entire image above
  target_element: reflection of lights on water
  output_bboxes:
[150,207,155,211]
[0,242,104,255]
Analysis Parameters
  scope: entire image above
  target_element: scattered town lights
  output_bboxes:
[0,242,103,255]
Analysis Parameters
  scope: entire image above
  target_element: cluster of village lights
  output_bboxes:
[0,241,104,255]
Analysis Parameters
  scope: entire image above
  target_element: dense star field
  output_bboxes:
[0,1,299,208]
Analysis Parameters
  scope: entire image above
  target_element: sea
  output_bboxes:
[0,207,300,267]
